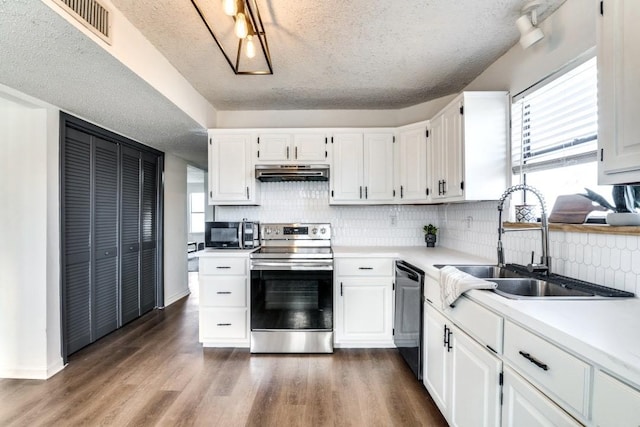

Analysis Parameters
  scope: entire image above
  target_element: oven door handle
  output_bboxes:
[251,261,333,271]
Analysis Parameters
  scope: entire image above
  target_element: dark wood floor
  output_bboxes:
[0,273,447,426]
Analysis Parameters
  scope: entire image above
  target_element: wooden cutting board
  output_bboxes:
[549,194,607,223]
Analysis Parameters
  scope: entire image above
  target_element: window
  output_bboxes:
[189,192,205,233]
[511,57,612,216]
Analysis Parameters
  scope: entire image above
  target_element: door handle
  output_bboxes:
[519,351,549,371]
[365,186,368,199]
[295,146,298,159]
[216,291,232,294]
[340,282,343,296]
[359,186,363,199]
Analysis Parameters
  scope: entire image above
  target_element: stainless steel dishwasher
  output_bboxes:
[394,260,425,380]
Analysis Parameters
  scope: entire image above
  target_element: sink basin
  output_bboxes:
[436,264,635,299]
[436,264,525,279]
[490,278,596,299]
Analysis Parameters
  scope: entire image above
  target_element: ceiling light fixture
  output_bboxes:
[517,0,545,49]
[191,0,273,75]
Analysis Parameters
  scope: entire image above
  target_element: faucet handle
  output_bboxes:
[527,251,548,273]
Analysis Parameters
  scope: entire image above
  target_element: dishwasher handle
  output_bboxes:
[395,261,424,283]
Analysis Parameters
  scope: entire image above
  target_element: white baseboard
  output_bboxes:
[164,288,191,306]
[0,357,65,380]
[334,342,396,349]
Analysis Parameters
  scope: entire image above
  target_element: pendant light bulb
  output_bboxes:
[246,35,256,58]
[234,12,248,38]
[222,0,237,16]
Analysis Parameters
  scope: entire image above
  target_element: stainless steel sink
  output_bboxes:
[436,264,634,299]
[489,278,596,299]
[444,265,525,279]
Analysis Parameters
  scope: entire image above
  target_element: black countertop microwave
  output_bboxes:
[205,221,259,249]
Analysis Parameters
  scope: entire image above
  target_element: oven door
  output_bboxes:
[250,262,333,331]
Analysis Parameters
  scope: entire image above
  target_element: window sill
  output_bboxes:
[503,222,640,236]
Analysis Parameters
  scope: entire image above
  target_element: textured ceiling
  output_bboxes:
[0,0,565,169]
[110,0,566,110]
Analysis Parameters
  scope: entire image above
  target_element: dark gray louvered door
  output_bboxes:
[120,147,141,325]
[140,152,158,314]
[92,137,119,340]
[63,128,92,355]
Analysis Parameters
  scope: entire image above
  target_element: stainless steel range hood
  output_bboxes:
[255,164,329,182]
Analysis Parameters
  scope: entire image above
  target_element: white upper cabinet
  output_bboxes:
[430,92,509,202]
[256,131,328,163]
[598,0,640,184]
[330,133,364,202]
[330,130,395,204]
[397,121,430,203]
[208,131,259,205]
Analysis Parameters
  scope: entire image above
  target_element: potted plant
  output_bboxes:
[581,185,640,226]
[423,224,438,247]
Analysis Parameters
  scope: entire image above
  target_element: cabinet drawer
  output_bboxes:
[504,321,591,418]
[199,308,247,340]
[200,276,247,307]
[199,257,246,275]
[336,258,392,276]
[448,296,503,354]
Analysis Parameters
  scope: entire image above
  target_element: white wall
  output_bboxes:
[164,154,190,306]
[0,89,63,379]
[215,94,455,128]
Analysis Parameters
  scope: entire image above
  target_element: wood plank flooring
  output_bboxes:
[0,273,447,426]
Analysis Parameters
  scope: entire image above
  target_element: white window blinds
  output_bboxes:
[512,57,598,176]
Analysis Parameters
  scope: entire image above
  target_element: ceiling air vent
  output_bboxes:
[51,0,112,45]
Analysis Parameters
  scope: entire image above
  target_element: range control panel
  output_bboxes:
[260,223,331,240]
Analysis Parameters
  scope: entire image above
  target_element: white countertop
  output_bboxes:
[334,245,640,389]
[195,248,257,257]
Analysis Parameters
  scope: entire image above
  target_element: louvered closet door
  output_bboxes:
[92,138,120,340]
[140,153,158,314]
[120,147,141,325]
[63,128,92,355]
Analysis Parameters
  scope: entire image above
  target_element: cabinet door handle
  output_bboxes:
[438,180,442,195]
[217,323,232,327]
[216,266,231,269]
[358,267,373,270]
[447,329,453,352]
[443,180,447,195]
[340,282,343,296]
[359,186,363,199]
[286,146,290,159]
[443,325,449,348]
[246,187,250,200]
[216,291,232,294]
[365,186,368,199]
[295,146,298,159]
[519,351,549,371]
[400,185,404,198]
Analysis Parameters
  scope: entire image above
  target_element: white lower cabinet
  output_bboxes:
[198,255,250,347]
[502,366,581,427]
[334,258,393,347]
[503,321,591,420]
[423,304,502,427]
[592,370,640,426]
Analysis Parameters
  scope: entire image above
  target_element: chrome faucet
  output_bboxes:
[497,184,551,274]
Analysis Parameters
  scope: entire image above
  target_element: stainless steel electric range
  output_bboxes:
[249,223,333,353]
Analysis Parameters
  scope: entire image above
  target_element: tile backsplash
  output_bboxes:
[215,182,639,295]
[216,182,438,246]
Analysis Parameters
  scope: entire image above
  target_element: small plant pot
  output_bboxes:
[606,212,640,226]
[425,234,437,247]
